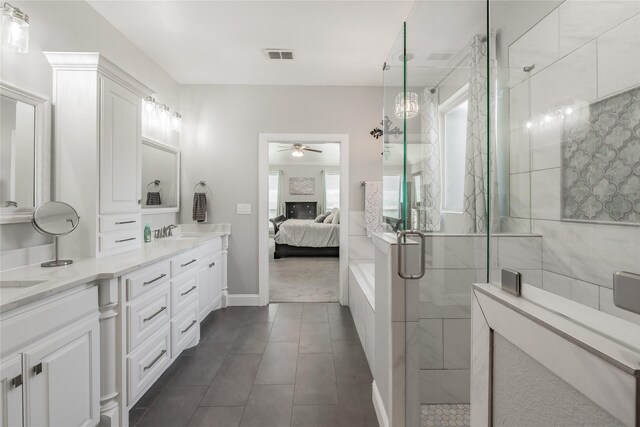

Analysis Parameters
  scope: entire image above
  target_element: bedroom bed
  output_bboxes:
[271,215,340,259]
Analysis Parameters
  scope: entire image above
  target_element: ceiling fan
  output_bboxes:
[277,143,322,158]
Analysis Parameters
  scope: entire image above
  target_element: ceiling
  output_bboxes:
[269,143,340,165]
[88,1,415,86]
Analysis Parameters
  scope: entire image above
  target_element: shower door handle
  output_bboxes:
[397,230,426,280]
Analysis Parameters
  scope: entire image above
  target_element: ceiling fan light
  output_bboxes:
[291,150,304,158]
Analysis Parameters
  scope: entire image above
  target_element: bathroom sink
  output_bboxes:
[0,280,47,288]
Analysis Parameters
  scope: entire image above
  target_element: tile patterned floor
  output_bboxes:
[421,404,471,427]
[130,303,379,427]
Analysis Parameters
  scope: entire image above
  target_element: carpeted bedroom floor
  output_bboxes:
[269,238,339,303]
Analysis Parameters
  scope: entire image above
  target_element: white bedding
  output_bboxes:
[274,219,340,247]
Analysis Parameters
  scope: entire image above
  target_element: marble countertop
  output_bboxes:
[0,226,230,313]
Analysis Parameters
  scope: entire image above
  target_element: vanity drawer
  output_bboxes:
[99,230,139,253]
[171,302,199,357]
[127,324,171,406]
[99,214,141,232]
[126,261,171,301]
[171,249,200,277]
[171,272,198,315]
[127,282,171,352]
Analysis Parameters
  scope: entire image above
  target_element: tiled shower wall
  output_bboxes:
[504,1,640,325]
[418,235,542,404]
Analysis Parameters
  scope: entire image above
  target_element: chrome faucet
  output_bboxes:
[161,224,177,238]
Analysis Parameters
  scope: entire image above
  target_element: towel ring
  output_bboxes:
[146,180,162,192]
[194,181,207,193]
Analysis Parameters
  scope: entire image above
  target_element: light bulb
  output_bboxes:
[171,112,182,132]
[144,97,156,113]
[291,150,304,158]
[565,107,573,116]
[544,114,552,123]
[526,121,532,129]
[2,3,29,53]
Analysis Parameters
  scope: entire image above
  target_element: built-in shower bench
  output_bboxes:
[348,261,376,369]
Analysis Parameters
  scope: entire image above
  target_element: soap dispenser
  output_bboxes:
[144,223,152,243]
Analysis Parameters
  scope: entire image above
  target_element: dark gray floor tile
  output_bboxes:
[230,322,273,353]
[269,315,301,342]
[291,405,339,427]
[136,385,207,427]
[254,341,299,384]
[239,384,294,427]
[328,315,358,342]
[326,303,349,317]
[200,353,262,406]
[276,303,303,317]
[205,318,243,343]
[129,407,147,426]
[337,383,379,427]
[299,322,332,354]
[134,354,187,408]
[242,304,280,323]
[173,341,233,386]
[332,340,373,385]
[187,406,245,427]
[294,353,338,405]
[302,303,329,322]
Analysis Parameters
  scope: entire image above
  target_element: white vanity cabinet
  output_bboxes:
[45,52,152,259]
[99,77,142,215]
[197,241,223,321]
[0,285,100,427]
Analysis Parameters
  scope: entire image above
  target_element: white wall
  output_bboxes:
[0,0,181,253]
[179,85,382,294]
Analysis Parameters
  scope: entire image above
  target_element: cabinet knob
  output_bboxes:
[33,363,43,376]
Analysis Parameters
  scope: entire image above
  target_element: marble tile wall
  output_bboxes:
[505,2,640,325]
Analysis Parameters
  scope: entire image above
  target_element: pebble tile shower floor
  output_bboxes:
[130,303,379,427]
[421,404,471,427]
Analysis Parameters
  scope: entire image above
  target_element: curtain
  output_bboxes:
[277,170,285,216]
[462,34,499,234]
[320,170,326,214]
[419,87,442,231]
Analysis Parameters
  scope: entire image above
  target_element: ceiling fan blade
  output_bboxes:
[277,148,292,152]
[302,148,323,153]
[276,144,291,148]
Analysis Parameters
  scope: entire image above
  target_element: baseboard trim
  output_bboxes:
[372,380,389,427]
[227,293,261,306]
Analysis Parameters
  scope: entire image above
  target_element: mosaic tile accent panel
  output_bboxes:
[421,404,471,427]
[562,86,640,224]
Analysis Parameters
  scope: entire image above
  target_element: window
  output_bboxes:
[324,172,340,210]
[440,93,468,213]
[268,172,279,223]
[413,173,422,207]
[383,175,402,219]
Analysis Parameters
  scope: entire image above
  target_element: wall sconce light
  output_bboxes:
[395,91,419,119]
[171,112,182,133]
[159,104,170,121]
[144,96,157,113]
[2,2,29,53]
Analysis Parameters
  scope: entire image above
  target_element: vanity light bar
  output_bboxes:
[143,96,182,133]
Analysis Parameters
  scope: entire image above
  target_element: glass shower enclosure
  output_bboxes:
[383,0,640,425]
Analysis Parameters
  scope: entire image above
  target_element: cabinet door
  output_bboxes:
[210,253,223,310]
[26,318,99,427]
[100,77,142,214]
[0,356,23,427]
[197,262,210,321]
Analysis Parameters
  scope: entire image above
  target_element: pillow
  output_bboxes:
[315,213,327,223]
[323,212,335,223]
[331,208,340,224]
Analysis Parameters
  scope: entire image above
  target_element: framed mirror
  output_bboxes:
[141,137,180,213]
[0,82,50,223]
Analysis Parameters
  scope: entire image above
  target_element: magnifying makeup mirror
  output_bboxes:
[32,201,80,267]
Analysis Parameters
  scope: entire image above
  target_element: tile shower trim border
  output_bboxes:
[471,283,639,426]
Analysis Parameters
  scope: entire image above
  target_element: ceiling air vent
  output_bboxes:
[264,49,295,60]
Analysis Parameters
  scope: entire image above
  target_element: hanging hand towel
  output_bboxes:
[192,193,207,223]
[146,192,161,206]
[364,181,384,237]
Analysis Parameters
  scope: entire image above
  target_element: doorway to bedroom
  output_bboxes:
[268,141,340,302]
[258,134,349,305]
